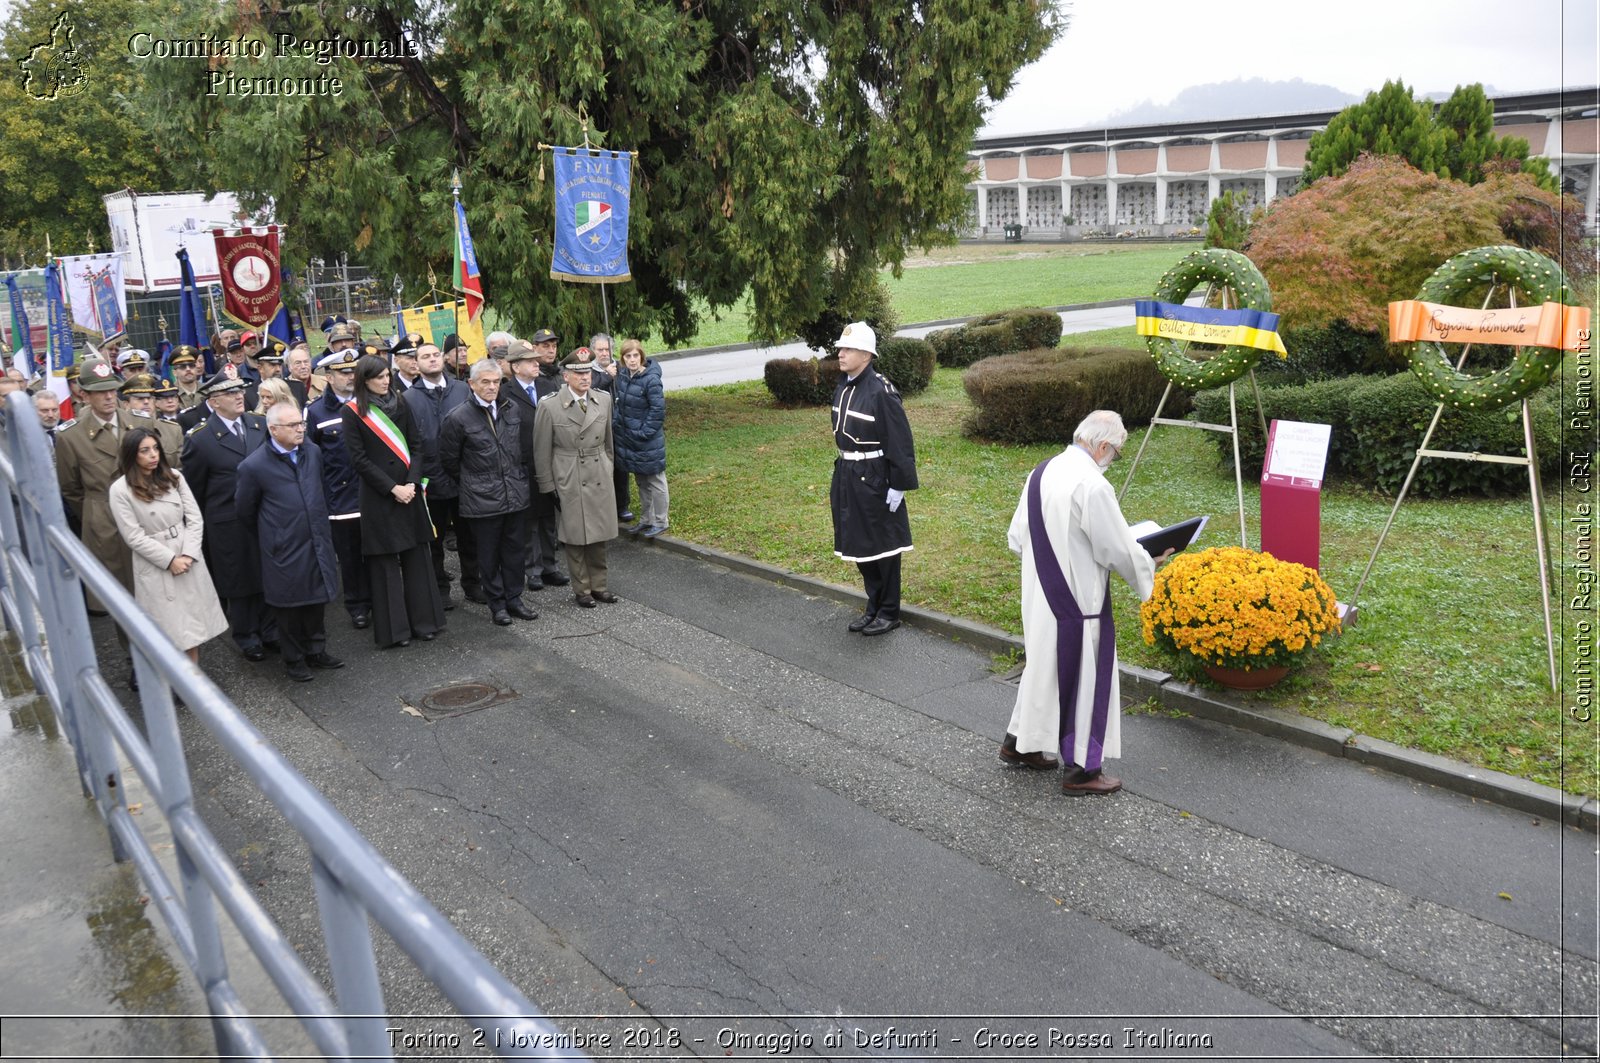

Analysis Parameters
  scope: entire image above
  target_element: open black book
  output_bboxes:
[1129,515,1208,558]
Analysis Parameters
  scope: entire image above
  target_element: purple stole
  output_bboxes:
[1027,457,1116,772]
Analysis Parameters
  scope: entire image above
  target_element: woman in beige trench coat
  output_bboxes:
[108,427,230,663]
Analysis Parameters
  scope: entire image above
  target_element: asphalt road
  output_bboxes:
[133,537,1599,1062]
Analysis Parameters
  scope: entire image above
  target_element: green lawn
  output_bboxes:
[645,241,1196,352]
[664,368,1592,798]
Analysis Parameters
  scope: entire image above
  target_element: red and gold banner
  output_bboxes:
[1388,299,1590,351]
[212,226,284,330]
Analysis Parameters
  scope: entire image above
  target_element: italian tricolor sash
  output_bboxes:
[347,399,410,466]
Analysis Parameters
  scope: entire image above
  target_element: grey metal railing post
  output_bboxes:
[312,852,394,1059]
[134,648,245,1056]
[4,395,128,842]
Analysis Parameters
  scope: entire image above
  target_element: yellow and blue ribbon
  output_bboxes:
[1135,300,1288,356]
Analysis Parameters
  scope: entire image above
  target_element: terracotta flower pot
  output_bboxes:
[1202,662,1290,691]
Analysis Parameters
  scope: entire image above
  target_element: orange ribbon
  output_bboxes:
[1388,299,1591,350]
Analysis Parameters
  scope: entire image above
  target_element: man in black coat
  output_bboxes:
[402,341,476,605]
[828,322,919,637]
[235,403,344,682]
[180,369,278,659]
[502,338,568,591]
[439,360,538,626]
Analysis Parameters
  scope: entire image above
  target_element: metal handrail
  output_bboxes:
[0,392,590,1061]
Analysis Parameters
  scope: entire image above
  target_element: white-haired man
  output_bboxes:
[1002,409,1172,795]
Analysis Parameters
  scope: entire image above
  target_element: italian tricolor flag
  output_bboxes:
[575,200,611,236]
[454,198,484,322]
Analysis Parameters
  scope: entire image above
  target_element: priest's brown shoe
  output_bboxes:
[1061,767,1122,796]
[998,733,1058,771]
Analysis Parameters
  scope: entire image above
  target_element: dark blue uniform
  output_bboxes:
[180,411,277,656]
[306,388,371,624]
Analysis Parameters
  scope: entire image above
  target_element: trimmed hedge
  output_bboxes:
[875,337,936,395]
[764,355,839,406]
[1259,323,1389,385]
[928,307,1064,368]
[764,343,932,405]
[1192,367,1564,497]
[963,346,1189,445]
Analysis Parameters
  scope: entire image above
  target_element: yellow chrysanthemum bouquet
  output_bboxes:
[1141,547,1341,671]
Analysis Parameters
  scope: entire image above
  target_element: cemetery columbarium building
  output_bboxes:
[966,88,1600,237]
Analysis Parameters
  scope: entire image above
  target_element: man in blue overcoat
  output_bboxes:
[236,402,344,682]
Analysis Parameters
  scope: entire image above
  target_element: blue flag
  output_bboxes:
[550,148,633,284]
[176,247,216,374]
[154,339,173,381]
[44,262,74,375]
[4,274,34,378]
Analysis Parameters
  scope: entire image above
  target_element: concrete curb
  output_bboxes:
[632,530,1597,830]
[651,298,1145,363]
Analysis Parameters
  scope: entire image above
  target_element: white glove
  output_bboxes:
[886,488,904,512]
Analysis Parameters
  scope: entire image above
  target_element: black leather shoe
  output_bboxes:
[441,595,457,611]
[574,594,597,608]
[416,631,437,641]
[861,616,901,636]
[307,652,344,669]
[848,612,875,633]
[463,588,488,604]
[352,613,372,630]
[506,601,539,621]
[389,638,411,648]
[999,733,1058,770]
[243,646,267,662]
[592,590,619,604]
[525,576,544,591]
[492,610,513,626]
[286,661,314,682]
[543,571,571,587]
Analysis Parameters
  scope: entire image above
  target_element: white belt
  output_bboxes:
[838,449,884,461]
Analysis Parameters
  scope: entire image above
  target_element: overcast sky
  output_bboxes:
[981,0,1600,136]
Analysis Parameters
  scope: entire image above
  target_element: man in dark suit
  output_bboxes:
[402,340,474,606]
[236,403,344,682]
[501,339,567,592]
[180,368,277,660]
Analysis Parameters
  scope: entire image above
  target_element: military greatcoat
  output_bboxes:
[56,411,143,606]
[532,386,617,546]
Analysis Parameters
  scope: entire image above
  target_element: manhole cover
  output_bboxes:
[408,679,521,720]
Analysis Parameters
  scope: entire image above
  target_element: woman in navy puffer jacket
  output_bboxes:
[613,338,669,536]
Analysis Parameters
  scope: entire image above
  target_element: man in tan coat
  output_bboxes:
[532,348,618,608]
[56,356,139,630]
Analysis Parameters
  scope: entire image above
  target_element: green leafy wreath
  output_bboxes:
[1403,245,1575,412]
[1146,249,1276,390]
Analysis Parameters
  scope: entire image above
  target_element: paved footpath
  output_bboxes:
[36,535,1588,1061]
[657,301,1147,391]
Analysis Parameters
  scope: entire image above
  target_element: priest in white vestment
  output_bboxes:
[1003,410,1165,795]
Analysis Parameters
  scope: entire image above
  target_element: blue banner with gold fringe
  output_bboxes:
[550,147,633,284]
[1135,299,1287,355]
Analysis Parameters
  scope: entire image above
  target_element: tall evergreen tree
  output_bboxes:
[1303,79,1556,193]
[135,0,1061,345]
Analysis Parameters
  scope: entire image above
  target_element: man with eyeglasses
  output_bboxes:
[236,402,345,682]
[1001,409,1172,797]
[307,346,373,629]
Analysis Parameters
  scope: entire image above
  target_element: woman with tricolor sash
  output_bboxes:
[341,353,446,648]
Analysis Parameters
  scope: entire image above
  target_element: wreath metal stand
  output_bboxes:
[1346,283,1558,691]
[1119,283,1268,549]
